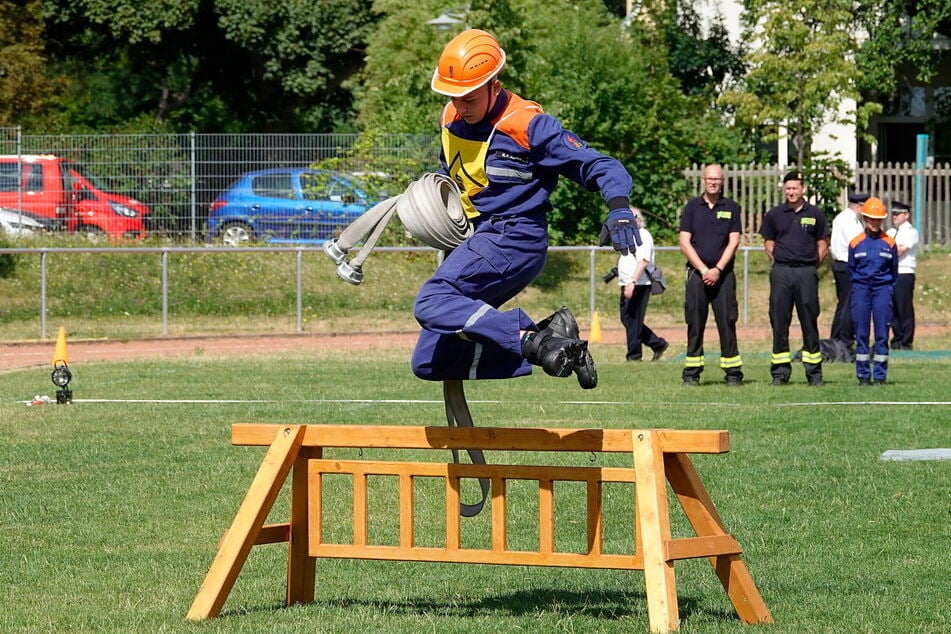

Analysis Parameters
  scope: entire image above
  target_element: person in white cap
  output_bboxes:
[886,200,918,350]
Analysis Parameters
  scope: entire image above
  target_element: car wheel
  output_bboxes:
[220,222,254,246]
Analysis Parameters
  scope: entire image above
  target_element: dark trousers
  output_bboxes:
[682,267,742,380]
[620,285,665,360]
[830,260,854,344]
[769,264,823,382]
[852,282,893,382]
[890,273,916,349]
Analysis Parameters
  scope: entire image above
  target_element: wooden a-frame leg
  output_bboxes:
[187,425,306,620]
[634,430,679,633]
[287,446,320,605]
[664,452,773,625]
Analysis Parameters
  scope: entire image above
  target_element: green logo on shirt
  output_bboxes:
[801,217,816,226]
[716,211,731,220]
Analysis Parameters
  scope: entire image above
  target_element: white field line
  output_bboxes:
[17,398,951,406]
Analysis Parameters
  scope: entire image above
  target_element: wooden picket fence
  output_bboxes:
[684,162,951,246]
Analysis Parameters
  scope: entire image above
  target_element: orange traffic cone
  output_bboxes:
[52,326,69,367]
[588,311,603,343]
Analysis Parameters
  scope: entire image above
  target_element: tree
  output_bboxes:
[38,0,379,132]
[0,1,62,128]
[856,1,951,99]
[720,0,881,168]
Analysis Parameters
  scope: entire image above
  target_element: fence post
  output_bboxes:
[161,250,169,336]
[190,131,197,241]
[40,249,48,339]
[915,134,928,238]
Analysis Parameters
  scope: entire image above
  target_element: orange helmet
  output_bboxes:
[861,197,887,219]
[431,29,506,97]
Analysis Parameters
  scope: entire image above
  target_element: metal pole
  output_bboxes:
[296,249,303,333]
[161,250,169,336]
[40,250,47,339]
[589,247,596,318]
[743,247,750,325]
[190,131,197,241]
[915,134,928,241]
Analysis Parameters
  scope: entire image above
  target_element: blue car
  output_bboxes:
[206,168,380,245]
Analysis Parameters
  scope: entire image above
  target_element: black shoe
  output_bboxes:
[858,378,872,386]
[651,341,669,361]
[873,380,886,386]
[682,377,700,386]
[535,307,597,389]
[808,378,825,387]
[770,377,788,386]
[725,376,743,387]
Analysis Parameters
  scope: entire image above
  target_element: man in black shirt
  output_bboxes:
[759,170,831,386]
[678,163,743,386]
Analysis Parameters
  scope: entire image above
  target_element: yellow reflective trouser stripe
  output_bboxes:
[684,355,704,368]
[720,355,743,369]
[801,351,823,365]
[771,352,792,365]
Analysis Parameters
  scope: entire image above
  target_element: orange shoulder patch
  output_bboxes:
[848,233,866,248]
[493,94,543,150]
[882,234,896,247]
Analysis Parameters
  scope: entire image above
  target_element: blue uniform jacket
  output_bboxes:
[438,90,631,218]
[848,230,898,287]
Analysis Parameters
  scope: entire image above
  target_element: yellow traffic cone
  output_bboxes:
[588,311,603,343]
[52,326,69,367]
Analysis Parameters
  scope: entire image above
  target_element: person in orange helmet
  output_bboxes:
[848,197,899,385]
[411,29,636,389]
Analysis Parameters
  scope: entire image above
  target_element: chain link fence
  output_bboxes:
[2,127,949,246]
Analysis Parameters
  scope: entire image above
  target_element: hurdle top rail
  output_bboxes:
[188,424,772,634]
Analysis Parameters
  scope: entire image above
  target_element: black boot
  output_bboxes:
[532,307,598,389]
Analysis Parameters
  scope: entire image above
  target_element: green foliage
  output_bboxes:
[855,1,951,99]
[0,0,62,128]
[721,0,882,167]
[38,0,379,132]
[801,152,853,218]
[0,235,16,278]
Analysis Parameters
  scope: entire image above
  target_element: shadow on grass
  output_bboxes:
[223,587,731,623]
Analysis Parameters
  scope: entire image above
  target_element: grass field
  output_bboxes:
[1,347,948,633]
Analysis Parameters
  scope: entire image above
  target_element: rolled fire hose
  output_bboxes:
[324,174,488,515]
[322,172,471,285]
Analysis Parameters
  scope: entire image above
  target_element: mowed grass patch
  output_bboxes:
[0,351,948,633]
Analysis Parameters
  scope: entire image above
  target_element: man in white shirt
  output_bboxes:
[617,212,668,361]
[829,192,868,347]
[887,200,919,350]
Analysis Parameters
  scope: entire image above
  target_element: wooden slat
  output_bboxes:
[353,473,367,547]
[634,430,679,633]
[217,522,290,548]
[232,424,730,454]
[539,479,554,554]
[287,447,317,605]
[586,480,602,556]
[665,535,742,561]
[309,460,637,484]
[399,474,414,548]
[309,543,644,570]
[491,477,506,552]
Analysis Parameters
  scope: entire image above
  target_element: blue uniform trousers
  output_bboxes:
[411,212,547,381]
[851,283,893,382]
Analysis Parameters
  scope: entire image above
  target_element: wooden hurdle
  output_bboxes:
[187,424,772,633]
